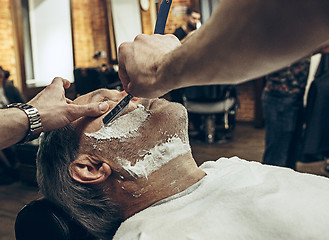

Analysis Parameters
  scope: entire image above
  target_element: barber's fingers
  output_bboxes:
[51,77,71,89]
[28,77,69,110]
[118,60,130,92]
[118,42,132,93]
[118,41,150,97]
[38,77,69,103]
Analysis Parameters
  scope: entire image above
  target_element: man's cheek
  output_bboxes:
[84,119,103,134]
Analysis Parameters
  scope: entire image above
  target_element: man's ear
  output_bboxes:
[69,154,111,184]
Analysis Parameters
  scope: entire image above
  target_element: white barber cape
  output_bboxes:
[113,157,329,240]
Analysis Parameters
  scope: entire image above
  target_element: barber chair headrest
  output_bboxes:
[15,198,97,240]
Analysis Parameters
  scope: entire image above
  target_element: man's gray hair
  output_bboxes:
[36,125,123,239]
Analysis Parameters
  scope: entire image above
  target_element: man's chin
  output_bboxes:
[188,23,196,31]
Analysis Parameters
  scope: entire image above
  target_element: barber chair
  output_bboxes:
[74,66,123,97]
[102,66,123,91]
[15,198,97,240]
[183,85,238,143]
[15,142,39,186]
[74,68,105,96]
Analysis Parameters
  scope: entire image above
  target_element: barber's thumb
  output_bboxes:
[82,102,109,117]
[98,102,109,113]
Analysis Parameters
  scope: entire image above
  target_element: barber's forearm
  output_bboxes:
[0,108,29,150]
[159,0,329,88]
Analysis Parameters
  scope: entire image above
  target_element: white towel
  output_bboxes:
[114,157,329,240]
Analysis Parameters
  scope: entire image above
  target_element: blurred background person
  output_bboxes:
[262,57,311,170]
[0,66,25,108]
[302,42,329,175]
[173,7,201,42]
[0,66,26,184]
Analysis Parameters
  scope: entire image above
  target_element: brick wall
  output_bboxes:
[70,0,194,65]
[236,81,256,122]
[71,0,109,68]
[0,0,18,87]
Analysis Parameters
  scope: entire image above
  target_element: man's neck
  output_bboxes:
[109,151,206,219]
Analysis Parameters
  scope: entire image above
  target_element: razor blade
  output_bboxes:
[102,94,133,125]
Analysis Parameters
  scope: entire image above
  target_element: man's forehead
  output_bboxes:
[191,12,200,18]
[90,89,110,99]
[74,89,111,104]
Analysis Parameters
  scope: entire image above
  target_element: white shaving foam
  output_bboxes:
[116,136,191,179]
[85,104,149,140]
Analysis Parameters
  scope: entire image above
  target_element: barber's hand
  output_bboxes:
[28,77,109,132]
[118,34,181,98]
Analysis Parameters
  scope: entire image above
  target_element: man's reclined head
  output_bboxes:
[36,89,205,239]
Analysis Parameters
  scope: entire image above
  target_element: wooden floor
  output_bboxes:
[0,123,327,240]
[190,123,266,165]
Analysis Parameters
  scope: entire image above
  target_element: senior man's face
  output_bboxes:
[72,89,189,170]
